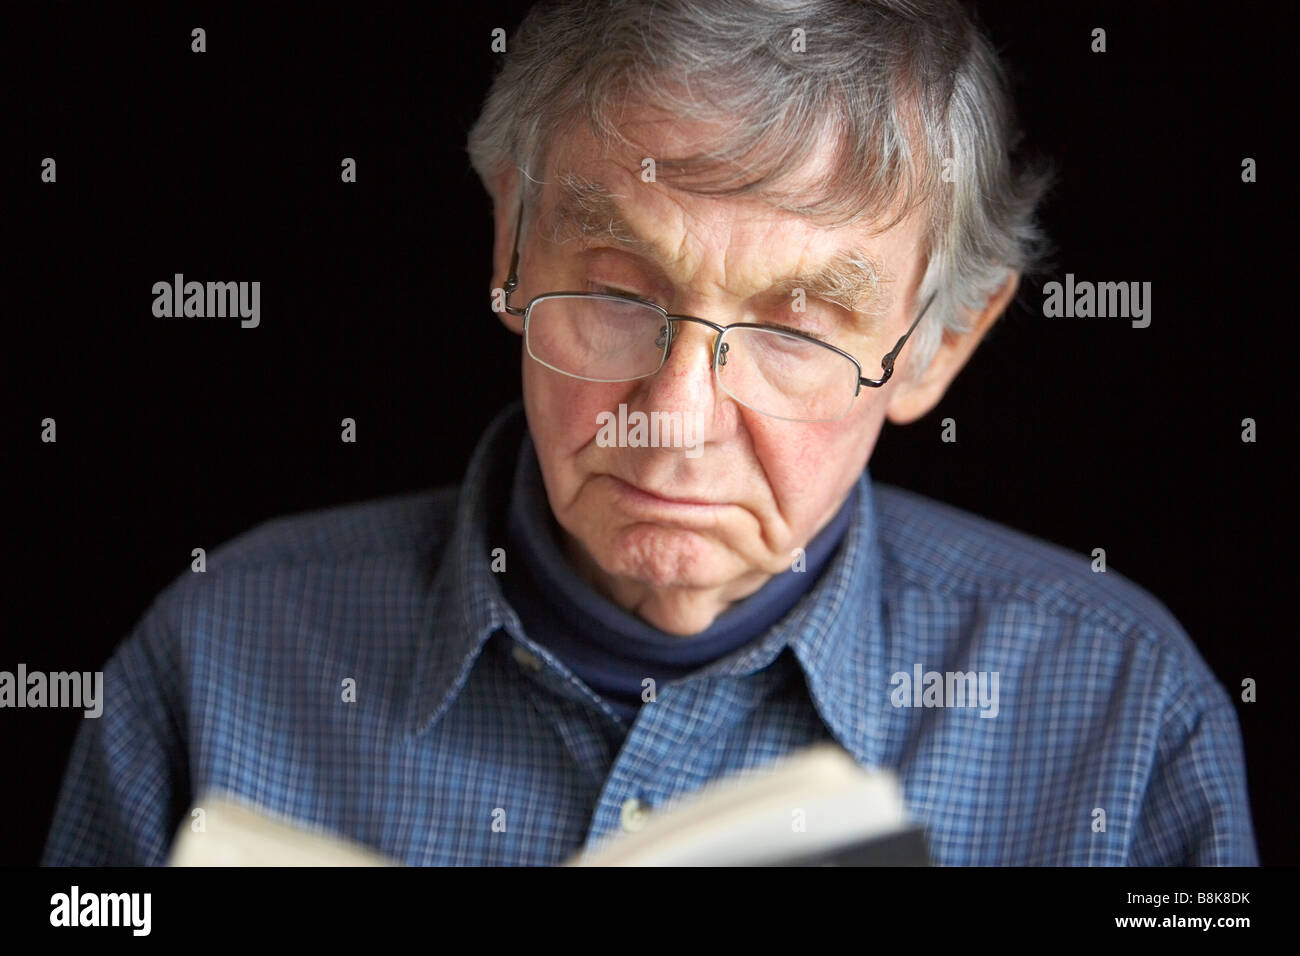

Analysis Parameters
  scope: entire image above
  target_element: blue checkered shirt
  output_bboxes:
[43,401,1258,866]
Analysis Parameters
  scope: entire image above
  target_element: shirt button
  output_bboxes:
[511,644,543,673]
[620,797,649,833]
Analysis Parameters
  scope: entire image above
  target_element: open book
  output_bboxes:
[168,742,928,866]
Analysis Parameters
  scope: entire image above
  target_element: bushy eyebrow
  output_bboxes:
[547,171,890,321]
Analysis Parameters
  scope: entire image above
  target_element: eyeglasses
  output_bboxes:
[500,200,935,422]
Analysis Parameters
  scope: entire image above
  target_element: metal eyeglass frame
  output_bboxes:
[499,200,936,403]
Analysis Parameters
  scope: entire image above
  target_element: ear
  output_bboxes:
[488,169,525,336]
[885,270,1019,425]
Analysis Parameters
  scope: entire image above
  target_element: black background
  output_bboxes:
[5,1,1296,866]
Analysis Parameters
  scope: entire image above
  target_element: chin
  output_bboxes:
[591,523,741,591]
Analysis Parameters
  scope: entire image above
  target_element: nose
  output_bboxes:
[658,320,725,370]
[634,317,723,424]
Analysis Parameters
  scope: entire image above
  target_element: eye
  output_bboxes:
[764,322,830,343]
[589,283,657,306]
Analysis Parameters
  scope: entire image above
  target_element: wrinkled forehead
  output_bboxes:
[527,111,929,312]
[558,98,924,218]
[533,101,916,224]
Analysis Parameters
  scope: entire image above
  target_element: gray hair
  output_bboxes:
[467,0,1050,380]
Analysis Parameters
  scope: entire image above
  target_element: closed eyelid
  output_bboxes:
[587,281,834,341]
[576,252,858,343]
[585,248,857,315]
[588,283,663,308]
[752,322,831,342]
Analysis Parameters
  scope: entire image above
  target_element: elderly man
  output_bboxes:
[44,0,1255,866]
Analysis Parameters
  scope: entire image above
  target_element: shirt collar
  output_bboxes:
[410,400,890,770]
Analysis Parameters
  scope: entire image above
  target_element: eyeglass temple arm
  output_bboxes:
[859,291,938,388]
[501,201,527,316]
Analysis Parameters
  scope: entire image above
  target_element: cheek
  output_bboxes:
[523,362,630,458]
[748,422,839,501]
[745,406,881,514]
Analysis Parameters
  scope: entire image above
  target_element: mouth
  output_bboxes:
[606,475,727,512]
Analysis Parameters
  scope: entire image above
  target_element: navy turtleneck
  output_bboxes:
[497,431,858,723]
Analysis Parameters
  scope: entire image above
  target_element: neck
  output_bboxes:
[557,531,778,635]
